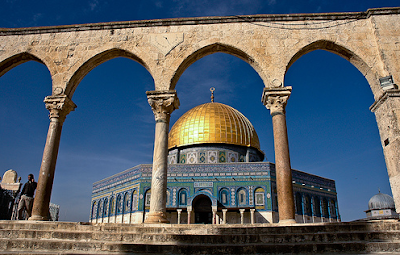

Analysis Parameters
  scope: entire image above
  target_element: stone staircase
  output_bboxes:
[0,220,399,254]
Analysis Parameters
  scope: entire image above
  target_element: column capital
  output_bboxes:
[44,95,76,122]
[147,90,179,121]
[262,87,292,116]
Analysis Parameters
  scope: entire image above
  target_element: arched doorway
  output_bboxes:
[193,195,212,224]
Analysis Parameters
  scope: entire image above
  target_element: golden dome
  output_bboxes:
[168,102,261,150]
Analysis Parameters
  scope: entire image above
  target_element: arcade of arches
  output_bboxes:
[1,7,400,223]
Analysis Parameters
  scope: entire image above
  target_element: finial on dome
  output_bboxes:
[210,87,215,103]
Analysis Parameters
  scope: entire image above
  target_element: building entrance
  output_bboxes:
[193,195,212,224]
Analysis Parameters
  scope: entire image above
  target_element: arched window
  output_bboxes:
[220,189,229,206]
[91,201,96,219]
[254,187,265,206]
[97,200,102,219]
[329,199,337,218]
[322,198,329,217]
[237,188,247,206]
[110,197,115,215]
[313,197,321,217]
[178,189,187,206]
[131,190,137,211]
[145,189,151,207]
[295,193,303,215]
[124,192,130,213]
[304,195,312,216]
[103,198,108,217]
[116,195,122,214]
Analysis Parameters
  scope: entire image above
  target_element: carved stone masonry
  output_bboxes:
[262,87,292,116]
[147,90,180,121]
[44,95,77,121]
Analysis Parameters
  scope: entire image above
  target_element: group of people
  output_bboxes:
[17,174,37,220]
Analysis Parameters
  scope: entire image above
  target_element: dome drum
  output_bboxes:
[168,144,264,165]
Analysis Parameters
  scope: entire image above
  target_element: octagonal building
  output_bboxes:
[90,101,340,224]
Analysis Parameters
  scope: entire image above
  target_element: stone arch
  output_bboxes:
[285,40,380,97]
[65,48,152,97]
[0,52,49,78]
[169,43,266,90]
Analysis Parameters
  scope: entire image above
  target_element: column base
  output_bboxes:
[144,211,170,224]
[28,215,48,221]
[278,219,296,225]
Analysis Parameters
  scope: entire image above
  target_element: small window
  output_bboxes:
[103,199,108,217]
[124,193,130,213]
[131,190,137,211]
[237,189,247,206]
[145,192,151,207]
[220,189,229,206]
[110,197,115,215]
[255,187,265,206]
[179,189,187,206]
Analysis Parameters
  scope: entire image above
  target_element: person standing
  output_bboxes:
[18,174,37,220]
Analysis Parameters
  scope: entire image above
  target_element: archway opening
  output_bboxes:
[53,56,154,222]
[284,49,388,221]
[193,195,212,224]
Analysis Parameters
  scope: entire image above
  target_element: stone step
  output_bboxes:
[1,220,399,233]
[1,228,400,244]
[1,220,400,254]
[2,238,400,254]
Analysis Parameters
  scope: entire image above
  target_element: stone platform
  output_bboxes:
[0,220,399,254]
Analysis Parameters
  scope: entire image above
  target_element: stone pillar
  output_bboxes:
[177,209,182,224]
[262,87,296,224]
[222,209,227,224]
[145,90,179,224]
[212,209,217,224]
[370,89,400,213]
[29,95,76,221]
[250,209,255,224]
[239,209,245,224]
[187,206,192,224]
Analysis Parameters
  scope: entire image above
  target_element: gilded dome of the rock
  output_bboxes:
[168,102,261,151]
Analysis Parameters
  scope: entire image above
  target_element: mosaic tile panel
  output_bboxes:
[208,151,217,163]
[199,151,206,163]
[187,152,197,164]
[228,152,238,163]
[219,151,226,163]
[180,154,186,164]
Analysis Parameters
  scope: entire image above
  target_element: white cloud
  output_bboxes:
[89,0,99,11]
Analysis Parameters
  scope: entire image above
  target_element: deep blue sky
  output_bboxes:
[0,0,398,222]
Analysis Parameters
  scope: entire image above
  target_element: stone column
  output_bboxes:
[145,90,179,224]
[239,209,245,224]
[222,209,227,224]
[177,209,182,224]
[187,206,192,224]
[250,209,255,224]
[212,209,217,224]
[370,89,400,213]
[262,87,296,224]
[29,95,76,221]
